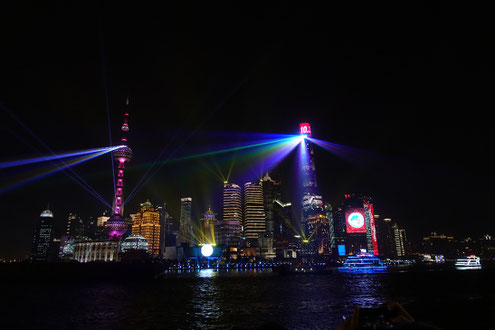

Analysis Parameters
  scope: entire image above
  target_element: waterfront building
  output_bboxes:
[272,199,295,258]
[217,183,242,249]
[179,197,193,245]
[421,232,455,258]
[131,200,161,256]
[341,194,379,255]
[331,207,347,257]
[376,217,395,258]
[163,212,178,248]
[392,223,407,257]
[325,203,336,252]
[31,208,55,261]
[121,234,149,253]
[73,240,120,262]
[156,203,166,257]
[244,181,266,240]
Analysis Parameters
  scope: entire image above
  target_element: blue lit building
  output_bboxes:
[299,123,330,257]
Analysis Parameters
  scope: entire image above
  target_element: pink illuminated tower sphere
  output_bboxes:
[105,104,132,239]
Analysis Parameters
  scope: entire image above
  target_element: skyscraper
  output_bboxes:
[131,200,161,256]
[299,123,330,256]
[179,197,193,245]
[156,203,167,257]
[262,172,281,237]
[325,203,336,253]
[341,194,379,255]
[218,183,242,248]
[244,181,266,240]
[376,217,395,257]
[31,208,54,261]
[392,223,407,257]
[272,199,294,258]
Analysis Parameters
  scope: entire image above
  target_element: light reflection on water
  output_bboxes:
[340,273,386,308]
[190,269,223,329]
[7,268,491,329]
[167,269,387,328]
[198,269,218,278]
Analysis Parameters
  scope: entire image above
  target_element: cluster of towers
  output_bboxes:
[30,116,409,262]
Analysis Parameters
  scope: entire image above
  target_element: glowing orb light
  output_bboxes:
[347,212,365,229]
[201,244,213,257]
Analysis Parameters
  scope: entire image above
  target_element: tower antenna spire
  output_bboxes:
[104,98,133,239]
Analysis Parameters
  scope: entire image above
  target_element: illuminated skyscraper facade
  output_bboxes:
[179,197,193,244]
[244,181,266,240]
[299,123,330,256]
[392,223,407,257]
[131,200,161,256]
[31,208,54,261]
[341,194,379,255]
[218,183,242,248]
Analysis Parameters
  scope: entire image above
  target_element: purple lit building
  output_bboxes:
[105,101,132,240]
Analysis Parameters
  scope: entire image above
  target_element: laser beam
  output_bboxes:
[0,146,122,170]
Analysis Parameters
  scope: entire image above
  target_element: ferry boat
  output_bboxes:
[455,255,481,270]
[338,250,387,273]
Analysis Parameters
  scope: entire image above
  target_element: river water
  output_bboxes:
[4,268,494,329]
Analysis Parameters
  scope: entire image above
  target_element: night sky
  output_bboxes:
[1,2,493,259]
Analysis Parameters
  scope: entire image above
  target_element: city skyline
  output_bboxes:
[1,2,493,259]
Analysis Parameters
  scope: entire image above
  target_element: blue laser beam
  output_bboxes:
[1,102,113,207]
[0,148,117,197]
[0,146,122,170]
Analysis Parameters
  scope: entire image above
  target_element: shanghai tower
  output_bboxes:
[299,123,330,256]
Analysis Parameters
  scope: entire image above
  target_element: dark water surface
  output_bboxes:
[4,268,494,329]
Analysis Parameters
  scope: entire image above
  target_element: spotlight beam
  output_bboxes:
[124,136,298,205]
[1,102,113,207]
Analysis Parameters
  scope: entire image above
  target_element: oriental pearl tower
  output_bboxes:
[105,98,133,239]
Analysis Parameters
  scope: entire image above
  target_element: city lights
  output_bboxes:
[201,244,214,257]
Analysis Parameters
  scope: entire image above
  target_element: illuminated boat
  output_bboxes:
[455,255,481,270]
[338,251,387,273]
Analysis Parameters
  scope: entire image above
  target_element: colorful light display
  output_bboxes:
[345,209,367,233]
[364,200,379,255]
[111,112,132,216]
[201,244,214,257]
[0,147,120,199]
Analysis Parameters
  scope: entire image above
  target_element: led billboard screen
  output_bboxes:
[345,208,366,233]
[299,123,311,137]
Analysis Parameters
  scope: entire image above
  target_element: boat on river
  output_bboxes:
[338,251,387,273]
[455,255,481,270]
